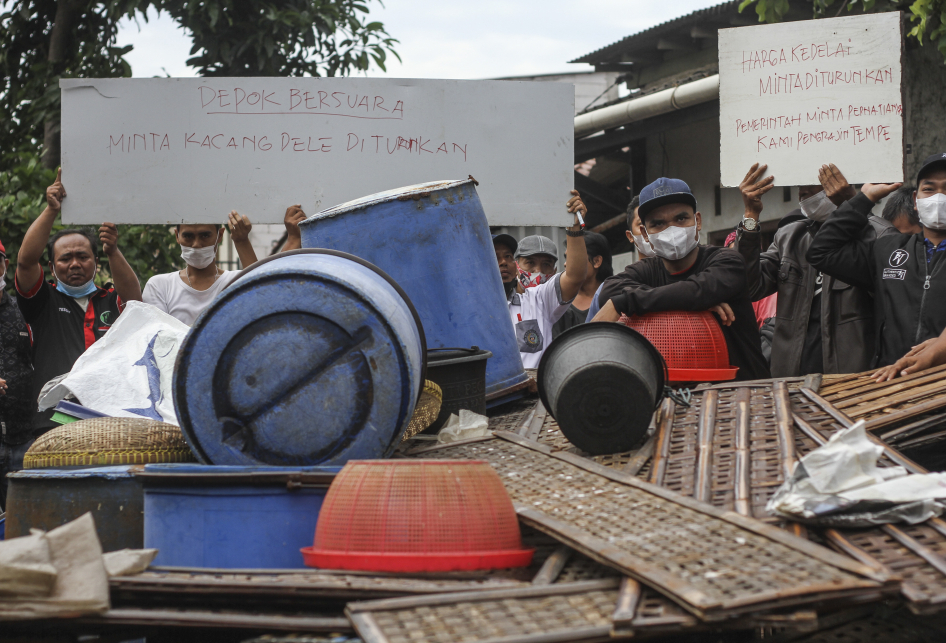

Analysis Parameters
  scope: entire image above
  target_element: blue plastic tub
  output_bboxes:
[139,464,340,569]
[299,179,530,403]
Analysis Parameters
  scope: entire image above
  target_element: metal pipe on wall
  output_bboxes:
[574,75,720,139]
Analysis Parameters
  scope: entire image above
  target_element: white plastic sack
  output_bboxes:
[437,410,490,444]
[0,513,110,620]
[37,301,189,425]
[767,421,946,527]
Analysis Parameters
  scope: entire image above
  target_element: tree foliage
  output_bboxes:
[0,149,180,286]
[738,0,946,60]
[0,0,398,286]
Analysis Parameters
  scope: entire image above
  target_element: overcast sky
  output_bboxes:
[117,0,727,79]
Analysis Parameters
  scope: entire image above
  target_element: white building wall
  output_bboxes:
[644,116,798,241]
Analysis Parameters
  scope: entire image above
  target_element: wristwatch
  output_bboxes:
[741,217,759,231]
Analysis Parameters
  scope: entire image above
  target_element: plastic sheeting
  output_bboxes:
[768,421,946,527]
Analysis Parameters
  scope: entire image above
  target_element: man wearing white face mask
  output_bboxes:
[734,163,895,377]
[593,177,770,381]
[809,154,946,370]
[142,212,258,326]
[15,169,142,437]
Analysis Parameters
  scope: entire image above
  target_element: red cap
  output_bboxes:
[0,237,5,256]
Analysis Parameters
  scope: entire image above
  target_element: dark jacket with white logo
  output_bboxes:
[737,209,895,377]
[807,193,946,367]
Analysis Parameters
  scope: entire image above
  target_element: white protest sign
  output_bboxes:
[59,78,574,225]
[719,12,902,187]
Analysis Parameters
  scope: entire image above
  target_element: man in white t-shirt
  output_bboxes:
[142,211,258,326]
[494,191,588,369]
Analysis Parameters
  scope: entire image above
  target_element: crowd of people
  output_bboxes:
[2,153,946,507]
[0,169,307,506]
[496,152,946,391]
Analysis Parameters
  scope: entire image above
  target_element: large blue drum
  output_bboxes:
[299,179,528,400]
[173,251,423,466]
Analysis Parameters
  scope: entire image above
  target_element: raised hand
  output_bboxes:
[817,164,857,205]
[740,163,774,220]
[284,205,306,239]
[99,222,119,257]
[861,182,904,204]
[227,211,252,243]
[46,167,66,211]
[566,190,587,223]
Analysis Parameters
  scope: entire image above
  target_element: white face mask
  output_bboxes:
[0,264,5,290]
[645,224,700,261]
[799,190,836,222]
[917,193,946,231]
[180,231,220,269]
[633,233,656,258]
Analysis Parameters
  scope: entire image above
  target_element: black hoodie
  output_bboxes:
[598,245,770,382]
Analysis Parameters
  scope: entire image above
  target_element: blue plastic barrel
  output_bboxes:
[173,251,423,466]
[139,463,339,569]
[298,179,529,401]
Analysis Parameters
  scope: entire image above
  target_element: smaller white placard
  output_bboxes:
[719,12,903,187]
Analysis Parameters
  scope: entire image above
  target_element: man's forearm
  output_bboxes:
[736,231,779,301]
[234,240,259,269]
[108,251,142,302]
[805,193,875,288]
[19,206,57,267]
[559,232,587,301]
[281,235,302,252]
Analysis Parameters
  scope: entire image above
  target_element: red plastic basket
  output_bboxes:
[619,311,738,383]
[301,460,534,572]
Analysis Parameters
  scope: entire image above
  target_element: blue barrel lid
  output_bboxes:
[306,179,470,221]
[9,465,139,480]
[173,252,423,468]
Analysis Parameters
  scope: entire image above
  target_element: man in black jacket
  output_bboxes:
[807,154,946,370]
[735,163,895,377]
[593,177,770,381]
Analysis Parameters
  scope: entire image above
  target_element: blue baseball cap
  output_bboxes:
[638,177,697,217]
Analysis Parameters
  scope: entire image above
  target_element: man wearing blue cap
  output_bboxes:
[593,177,770,381]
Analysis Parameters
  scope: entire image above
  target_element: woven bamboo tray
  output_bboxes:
[110,568,528,604]
[818,365,946,436]
[514,401,656,478]
[23,417,196,468]
[400,380,443,441]
[411,433,890,620]
[788,393,946,615]
[347,580,622,643]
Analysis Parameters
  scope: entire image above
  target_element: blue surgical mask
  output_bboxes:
[54,266,98,298]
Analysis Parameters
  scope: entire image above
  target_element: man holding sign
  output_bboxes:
[735,162,895,377]
[15,169,142,435]
[808,154,946,374]
[142,213,258,326]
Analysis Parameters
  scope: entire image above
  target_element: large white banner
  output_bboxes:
[60,78,575,225]
[719,12,903,187]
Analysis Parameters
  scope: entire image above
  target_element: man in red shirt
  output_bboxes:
[15,169,142,436]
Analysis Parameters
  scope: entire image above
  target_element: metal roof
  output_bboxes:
[570,1,742,64]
